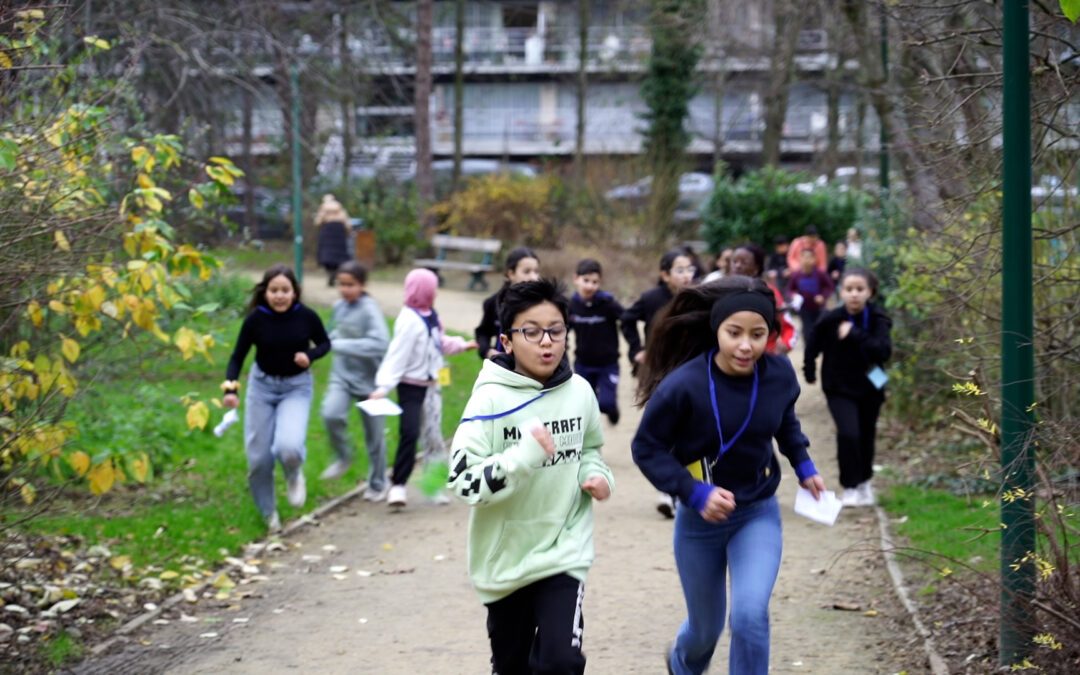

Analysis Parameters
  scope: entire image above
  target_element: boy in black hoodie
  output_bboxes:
[569,259,624,425]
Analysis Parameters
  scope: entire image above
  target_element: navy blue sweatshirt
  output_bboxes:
[569,291,624,368]
[620,283,674,363]
[225,303,331,381]
[632,352,816,507]
[803,303,892,400]
[474,292,503,360]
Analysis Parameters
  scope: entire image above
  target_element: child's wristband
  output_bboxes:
[220,380,240,395]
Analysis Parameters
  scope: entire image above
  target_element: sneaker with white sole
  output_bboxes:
[656,491,675,519]
[362,485,389,502]
[319,459,351,481]
[857,481,876,506]
[387,484,407,508]
[840,488,862,507]
[428,490,451,506]
[266,511,282,533]
[286,472,307,508]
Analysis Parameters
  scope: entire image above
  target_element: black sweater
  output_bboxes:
[619,283,674,363]
[225,304,331,381]
[803,303,893,399]
[474,292,503,360]
[569,291,624,367]
[632,352,815,506]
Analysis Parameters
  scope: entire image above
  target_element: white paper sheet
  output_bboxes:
[356,398,403,417]
[794,487,842,526]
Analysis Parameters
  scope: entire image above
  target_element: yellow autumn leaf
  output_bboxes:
[189,188,205,210]
[54,230,71,251]
[159,570,180,580]
[0,51,12,70]
[211,572,236,589]
[186,401,209,430]
[27,300,43,327]
[84,285,106,311]
[83,36,111,51]
[20,482,36,505]
[109,555,132,570]
[61,337,80,363]
[129,452,150,483]
[137,173,153,189]
[49,299,66,314]
[88,460,116,495]
[68,451,91,476]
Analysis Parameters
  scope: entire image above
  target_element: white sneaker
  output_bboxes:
[840,488,862,507]
[857,481,876,506]
[387,484,407,508]
[656,491,675,519]
[319,460,351,481]
[286,472,307,508]
[362,485,389,502]
[429,490,451,506]
[266,511,282,532]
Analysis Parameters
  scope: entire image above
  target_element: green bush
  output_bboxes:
[322,180,423,265]
[701,167,867,249]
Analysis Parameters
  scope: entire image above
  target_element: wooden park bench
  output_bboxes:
[414,234,502,291]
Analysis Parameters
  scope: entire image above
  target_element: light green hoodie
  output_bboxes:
[448,355,614,603]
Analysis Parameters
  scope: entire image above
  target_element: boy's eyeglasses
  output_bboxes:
[507,324,568,343]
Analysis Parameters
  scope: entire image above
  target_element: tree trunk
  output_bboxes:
[340,14,354,187]
[241,78,256,234]
[822,69,840,180]
[574,0,588,182]
[761,0,803,167]
[415,0,435,220]
[853,92,865,192]
[452,0,465,190]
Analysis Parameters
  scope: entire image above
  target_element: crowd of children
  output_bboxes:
[219,220,888,674]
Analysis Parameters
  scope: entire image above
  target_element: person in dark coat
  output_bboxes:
[315,195,352,286]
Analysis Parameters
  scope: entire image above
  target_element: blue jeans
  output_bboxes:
[574,362,619,417]
[669,496,782,675]
[244,364,313,518]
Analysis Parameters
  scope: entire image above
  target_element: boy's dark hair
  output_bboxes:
[575,258,603,276]
[636,275,777,405]
[733,243,766,277]
[497,278,570,334]
[805,225,819,237]
[503,247,539,277]
[336,260,368,285]
[250,264,301,312]
[841,267,879,297]
[773,234,789,245]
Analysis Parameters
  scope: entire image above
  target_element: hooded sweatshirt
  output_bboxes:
[448,354,615,603]
[328,293,389,395]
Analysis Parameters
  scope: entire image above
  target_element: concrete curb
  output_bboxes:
[874,504,950,674]
[88,484,365,657]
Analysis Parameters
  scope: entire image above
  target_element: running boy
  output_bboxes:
[449,278,614,675]
[318,262,391,501]
[569,259,624,424]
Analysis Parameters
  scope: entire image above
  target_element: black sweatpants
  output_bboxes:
[826,393,884,489]
[390,382,429,486]
[485,573,586,675]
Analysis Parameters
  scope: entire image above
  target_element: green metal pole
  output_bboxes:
[290,63,304,285]
[1000,0,1035,666]
[878,4,889,210]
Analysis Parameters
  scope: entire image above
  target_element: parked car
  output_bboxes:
[224,186,291,240]
[605,172,716,222]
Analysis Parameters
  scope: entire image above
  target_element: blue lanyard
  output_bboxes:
[706,350,758,467]
[460,391,547,423]
[411,307,443,354]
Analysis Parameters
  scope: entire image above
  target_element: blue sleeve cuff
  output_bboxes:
[687,481,713,513]
[795,459,818,483]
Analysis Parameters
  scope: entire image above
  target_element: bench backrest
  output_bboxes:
[431,234,502,254]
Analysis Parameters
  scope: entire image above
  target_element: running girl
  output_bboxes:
[475,247,541,359]
[803,268,892,507]
[223,265,330,531]
[631,276,826,675]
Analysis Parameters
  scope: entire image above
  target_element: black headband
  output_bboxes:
[709,291,776,333]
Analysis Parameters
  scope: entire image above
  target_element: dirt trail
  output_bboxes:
[76,270,924,674]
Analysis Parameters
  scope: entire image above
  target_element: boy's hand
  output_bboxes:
[294,352,310,368]
[838,321,853,340]
[464,340,479,350]
[633,351,646,364]
[529,423,556,457]
[701,487,736,523]
[581,476,611,501]
[368,389,386,401]
[223,393,239,409]
[800,474,827,500]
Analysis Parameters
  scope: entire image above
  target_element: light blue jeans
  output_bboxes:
[669,495,782,675]
[320,382,387,491]
[244,364,313,518]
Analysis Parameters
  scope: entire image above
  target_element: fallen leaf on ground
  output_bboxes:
[832,602,862,612]
[355,570,373,577]
[329,565,348,574]
[863,609,879,617]
[332,574,348,581]
[321,545,338,553]
[179,613,199,623]
[198,632,218,639]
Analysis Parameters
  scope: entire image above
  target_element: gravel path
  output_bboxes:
[75,271,926,674]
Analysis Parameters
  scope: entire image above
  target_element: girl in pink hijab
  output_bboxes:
[371,269,477,507]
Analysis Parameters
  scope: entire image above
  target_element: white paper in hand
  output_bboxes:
[794,487,842,526]
[356,398,403,417]
[213,409,239,438]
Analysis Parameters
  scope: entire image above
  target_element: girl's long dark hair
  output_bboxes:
[502,247,539,282]
[636,275,776,406]
[249,264,301,312]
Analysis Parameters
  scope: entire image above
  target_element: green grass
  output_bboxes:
[40,629,84,667]
[880,484,1000,575]
[10,279,482,571]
